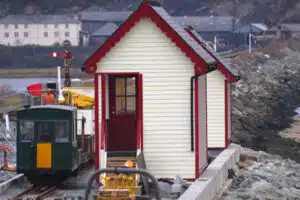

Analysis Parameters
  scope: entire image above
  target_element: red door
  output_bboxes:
[107,75,137,152]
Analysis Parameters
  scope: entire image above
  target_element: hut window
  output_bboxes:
[20,120,34,142]
[55,121,69,143]
[115,76,137,115]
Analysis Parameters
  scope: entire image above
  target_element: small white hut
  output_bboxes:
[83,0,238,180]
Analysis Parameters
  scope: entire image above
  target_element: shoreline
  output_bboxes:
[0,68,91,78]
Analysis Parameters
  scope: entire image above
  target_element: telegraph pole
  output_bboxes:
[249,33,252,53]
[63,49,72,87]
[50,41,73,87]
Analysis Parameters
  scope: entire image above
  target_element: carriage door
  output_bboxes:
[107,75,137,152]
[35,121,53,169]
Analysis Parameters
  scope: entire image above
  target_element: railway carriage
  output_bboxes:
[16,104,94,184]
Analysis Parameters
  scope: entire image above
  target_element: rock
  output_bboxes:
[221,153,300,199]
[228,169,236,179]
[238,162,249,169]
[240,153,258,162]
[294,182,300,189]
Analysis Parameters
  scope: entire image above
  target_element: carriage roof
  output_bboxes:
[17,105,77,112]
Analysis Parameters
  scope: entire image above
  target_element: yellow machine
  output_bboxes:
[84,167,161,200]
[61,87,94,108]
[98,174,141,200]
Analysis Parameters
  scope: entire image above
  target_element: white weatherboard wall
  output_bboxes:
[198,76,208,173]
[207,71,226,148]
[227,83,232,140]
[97,18,196,179]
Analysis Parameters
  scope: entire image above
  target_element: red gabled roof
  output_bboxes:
[84,0,217,75]
[184,26,240,83]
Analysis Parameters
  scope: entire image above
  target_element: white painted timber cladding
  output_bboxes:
[207,70,226,148]
[228,83,232,140]
[97,18,196,179]
[197,76,208,173]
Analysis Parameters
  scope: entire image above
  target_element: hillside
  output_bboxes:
[230,39,300,162]
[1,0,300,26]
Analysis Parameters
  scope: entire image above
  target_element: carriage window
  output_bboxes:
[20,120,34,142]
[37,122,52,142]
[55,121,69,143]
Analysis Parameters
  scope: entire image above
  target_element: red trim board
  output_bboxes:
[194,77,199,178]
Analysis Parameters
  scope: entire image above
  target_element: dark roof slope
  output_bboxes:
[80,11,132,22]
[174,16,240,32]
[150,5,216,65]
[92,23,118,36]
[0,14,80,24]
[186,26,240,82]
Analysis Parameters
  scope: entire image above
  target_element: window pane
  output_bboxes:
[37,122,52,142]
[55,121,69,143]
[126,96,136,113]
[20,120,34,142]
[126,77,136,96]
[116,78,125,96]
[116,96,126,115]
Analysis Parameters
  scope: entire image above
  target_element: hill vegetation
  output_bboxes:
[231,39,300,162]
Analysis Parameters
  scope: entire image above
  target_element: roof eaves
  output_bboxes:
[149,4,217,66]
[186,26,240,82]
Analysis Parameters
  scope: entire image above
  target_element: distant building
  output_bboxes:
[90,22,118,45]
[0,14,81,46]
[267,23,300,40]
[174,16,241,51]
[234,23,269,47]
[80,11,132,35]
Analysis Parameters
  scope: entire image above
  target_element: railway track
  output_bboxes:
[8,185,56,200]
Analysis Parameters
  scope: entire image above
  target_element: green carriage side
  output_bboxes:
[16,105,80,183]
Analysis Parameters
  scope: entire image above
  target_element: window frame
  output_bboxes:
[19,120,35,142]
[54,120,70,143]
[113,76,137,115]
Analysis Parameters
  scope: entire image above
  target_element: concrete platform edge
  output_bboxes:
[0,174,24,194]
[178,143,241,200]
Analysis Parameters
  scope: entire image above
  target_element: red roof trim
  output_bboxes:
[84,1,207,75]
[184,27,238,82]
